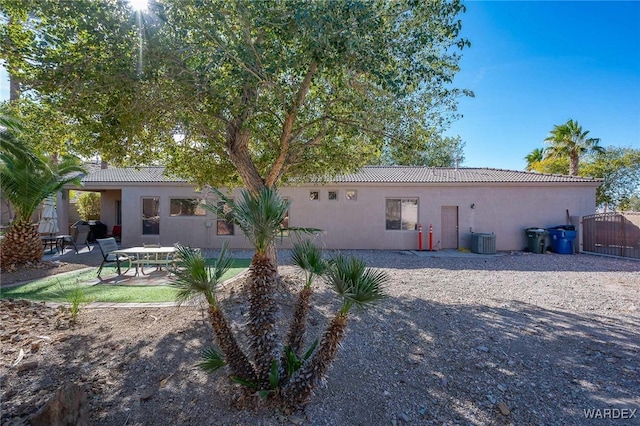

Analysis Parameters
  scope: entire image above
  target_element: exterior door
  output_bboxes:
[441,206,459,249]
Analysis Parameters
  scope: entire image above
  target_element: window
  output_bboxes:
[328,191,338,201]
[170,198,206,216]
[385,198,418,230]
[216,200,234,235]
[309,191,319,201]
[142,197,160,235]
[346,190,357,201]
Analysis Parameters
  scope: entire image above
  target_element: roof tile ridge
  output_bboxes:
[524,169,599,180]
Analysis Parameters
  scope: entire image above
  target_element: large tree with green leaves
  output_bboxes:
[1,0,471,192]
[543,119,604,176]
[580,146,640,210]
[621,194,640,212]
[0,99,96,161]
[382,132,466,166]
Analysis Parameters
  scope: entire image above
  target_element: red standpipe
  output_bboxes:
[418,224,423,251]
[429,224,433,251]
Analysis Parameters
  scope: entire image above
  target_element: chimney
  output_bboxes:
[101,160,108,169]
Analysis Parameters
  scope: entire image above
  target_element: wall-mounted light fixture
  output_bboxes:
[470,203,476,209]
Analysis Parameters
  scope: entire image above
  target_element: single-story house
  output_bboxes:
[56,165,601,252]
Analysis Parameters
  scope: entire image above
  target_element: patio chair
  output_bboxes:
[57,224,91,254]
[96,237,131,278]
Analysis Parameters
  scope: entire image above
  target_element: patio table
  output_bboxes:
[112,246,177,276]
[41,236,60,253]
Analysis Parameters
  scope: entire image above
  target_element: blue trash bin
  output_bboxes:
[548,226,576,254]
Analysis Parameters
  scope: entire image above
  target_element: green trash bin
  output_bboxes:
[525,228,548,254]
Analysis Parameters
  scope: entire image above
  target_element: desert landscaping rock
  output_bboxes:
[0,250,638,425]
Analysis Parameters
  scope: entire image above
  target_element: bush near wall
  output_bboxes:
[76,192,101,220]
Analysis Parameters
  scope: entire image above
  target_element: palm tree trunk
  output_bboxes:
[284,286,313,357]
[247,252,280,387]
[0,220,43,269]
[208,306,257,384]
[280,312,348,411]
[569,152,579,176]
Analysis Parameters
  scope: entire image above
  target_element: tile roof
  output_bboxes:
[328,166,602,184]
[81,166,187,183]
[80,165,601,185]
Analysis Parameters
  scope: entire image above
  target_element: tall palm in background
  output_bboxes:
[0,128,85,268]
[544,119,604,176]
[524,147,545,171]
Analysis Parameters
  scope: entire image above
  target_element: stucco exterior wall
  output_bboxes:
[281,183,596,251]
[110,182,597,251]
[99,190,121,233]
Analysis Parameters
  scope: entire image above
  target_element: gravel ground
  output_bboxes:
[1,249,639,425]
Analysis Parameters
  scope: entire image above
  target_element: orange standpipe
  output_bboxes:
[429,224,433,251]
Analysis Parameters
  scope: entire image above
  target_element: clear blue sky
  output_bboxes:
[447,0,640,170]
[2,1,639,172]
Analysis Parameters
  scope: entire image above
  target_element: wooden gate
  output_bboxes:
[582,212,640,260]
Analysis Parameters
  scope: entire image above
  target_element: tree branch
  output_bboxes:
[266,61,318,187]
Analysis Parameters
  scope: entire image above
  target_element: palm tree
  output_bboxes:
[0,113,24,133]
[283,240,327,366]
[544,119,604,176]
[281,254,388,410]
[0,131,85,268]
[170,244,257,383]
[524,147,545,171]
[211,187,294,387]
[176,187,387,409]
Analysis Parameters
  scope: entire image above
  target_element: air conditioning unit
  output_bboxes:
[471,233,496,254]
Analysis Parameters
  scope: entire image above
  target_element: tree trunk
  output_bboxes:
[9,75,20,101]
[280,312,348,411]
[569,152,579,176]
[0,220,44,269]
[208,306,257,384]
[226,124,265,194]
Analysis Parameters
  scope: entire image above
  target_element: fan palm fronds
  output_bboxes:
[171,242,257,383]
[197,345,226,373]
[290,239,327,287]
[284,240,328,359]
[327,254,389,314]
[280,254,389,410]
[544,119,604,176]
[208,187,291,255]
[170,243,232,306]
[207,187,321,256]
